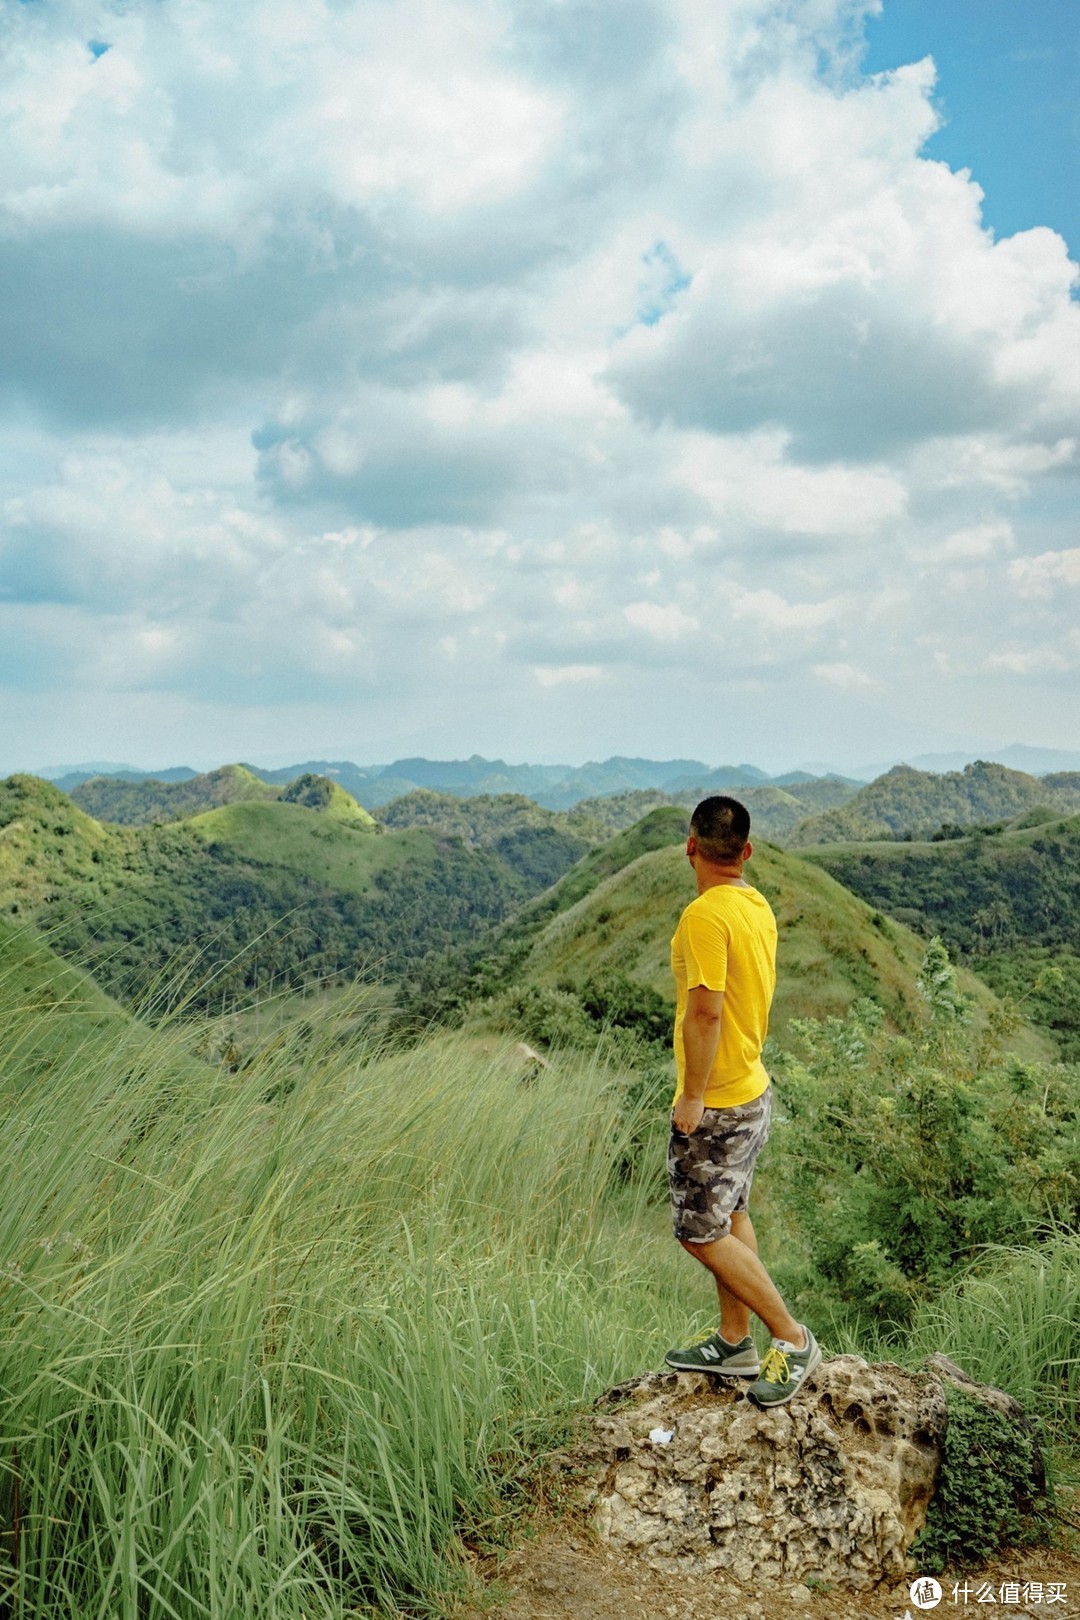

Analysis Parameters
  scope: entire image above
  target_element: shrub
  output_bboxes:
[769,943,1080,1329]
[914,1385,1051,1572]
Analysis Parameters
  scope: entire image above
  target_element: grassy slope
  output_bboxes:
[797,812,1080,1057]
[71,764,378,830]
[70,763,280,824]
[0,915,130,1090]
[512,837,1051,1054]
[188,802,427,896]
[0,913,211,1103]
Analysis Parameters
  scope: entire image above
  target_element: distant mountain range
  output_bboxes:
[34,743,1080,805]
[860,744,1080,776]
[43,753,858,810]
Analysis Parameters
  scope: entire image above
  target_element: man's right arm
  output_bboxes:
[672,984,724,1134]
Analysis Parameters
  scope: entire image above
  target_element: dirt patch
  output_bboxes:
[460,1527,1080,1620]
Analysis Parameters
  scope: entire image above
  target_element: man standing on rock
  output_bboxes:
[664,795,821,1406]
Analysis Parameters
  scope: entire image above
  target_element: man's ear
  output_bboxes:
[743,841,753,861]
[686,834,697,858]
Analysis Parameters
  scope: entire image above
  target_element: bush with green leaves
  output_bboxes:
[769,940,1080,1330]
[914,1385,1051,1573]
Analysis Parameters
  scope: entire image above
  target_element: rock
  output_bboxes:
[578,1355,1049,1591]
[583,1356,950,1589]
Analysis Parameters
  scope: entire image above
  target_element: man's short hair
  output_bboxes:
[690,796,752,863]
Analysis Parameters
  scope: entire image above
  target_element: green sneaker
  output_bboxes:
[747,1327,822,1406]
[664,1332,761,1376]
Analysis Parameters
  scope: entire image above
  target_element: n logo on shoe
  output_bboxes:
[700,1344,720,1361]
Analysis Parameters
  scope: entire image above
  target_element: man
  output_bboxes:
[664,795,820,1406]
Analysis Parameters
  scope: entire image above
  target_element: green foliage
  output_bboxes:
[789,761,1080,847]
[975,947,1080,1062]
[563,777,857,842]
[905,1232,1080,1437]
[0,778,551,1015]
[70,763,279,824]
[914,1386,1051,1573]
[578,974,671,1047]
[770,944,1080,1330]
[70,765,377,829]
[803,813,1080,1054]
[804,813,1080,959]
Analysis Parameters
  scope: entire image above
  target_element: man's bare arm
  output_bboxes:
[672,985,724,1134]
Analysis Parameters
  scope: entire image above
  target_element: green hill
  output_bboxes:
[70,763,280,824]
[0,776,577,1013]
[278,773,376,827]
[0,914,131,1090]
[799,811,1080,955]
[188,801,429,898]
[514,840,1037,1044]
[404,806,1048,1058]
[0,913,215,1102]
[799,811,1080,1057]
[69,765,376,829]
[787,761,1080,846]
[562,779,857,841]
[375,789,593,887]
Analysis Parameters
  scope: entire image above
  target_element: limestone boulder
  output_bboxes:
[580,1356,947,1589]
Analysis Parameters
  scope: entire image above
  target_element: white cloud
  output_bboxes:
[1,0,1079,766]
[623,601,700,639]
[533,664,608,687]
[940,522,1015,561]
[985,648,1072,675]
[814,661,879,689]
[731,590,839,632]
[1008,548,1080,599]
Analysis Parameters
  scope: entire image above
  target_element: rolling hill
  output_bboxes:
[786,761,1080,846]
[404,807,1050,1059]
[0,776,586,1013]
[798,810,1080,1057]
[0,914,208,1095]
[513,841,1039,1045]
[69,764,377,828]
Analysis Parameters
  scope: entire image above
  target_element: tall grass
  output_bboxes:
[0,990,696,1619]
[3,957,1077,1617]
[904,1232,1080,1436]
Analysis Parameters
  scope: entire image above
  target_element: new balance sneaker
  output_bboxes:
[664,1332,761,1376]
[747,1327,822,1406]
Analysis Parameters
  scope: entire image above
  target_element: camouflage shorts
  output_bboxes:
[668,1089,772,1244]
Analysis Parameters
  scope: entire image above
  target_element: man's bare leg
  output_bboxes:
[679,1217,805,1348]
[710,1209,756,1343]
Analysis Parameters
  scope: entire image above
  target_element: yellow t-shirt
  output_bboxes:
[670,883,777,1108]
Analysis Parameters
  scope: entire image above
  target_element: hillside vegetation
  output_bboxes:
[70,764,377,828]
[563,777,857,840]
[801,811,1080,1057]
[0,776,563,1012]
[787,761,1080,846]
[0,915,138,1092]
[400,809,1051,1063]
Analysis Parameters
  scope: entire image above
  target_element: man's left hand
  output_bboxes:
[672,1094,705,1135]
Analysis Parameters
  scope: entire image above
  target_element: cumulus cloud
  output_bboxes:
[814,661,879,689]
[533,663,608,687]
[1,0,1079,767]
[623,600,700,639]
[1008,547,1080,599]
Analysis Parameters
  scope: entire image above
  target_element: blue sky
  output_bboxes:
[864,0,1080,251]
[1,0,1078,775]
